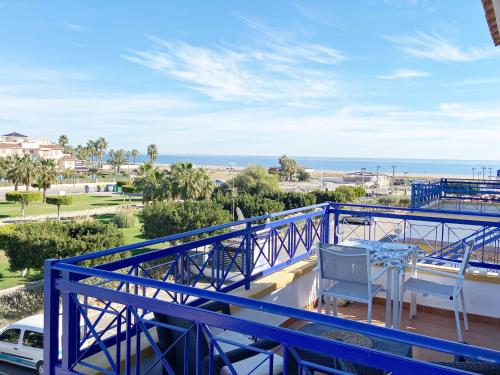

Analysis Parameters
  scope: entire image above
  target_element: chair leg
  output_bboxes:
[326,296,331,316]
[333,297,338,317]
[453,299,463,342]
[460,289,469,331]
[367,301,372,324]
[317,293,322,313]
[410,292,417,318]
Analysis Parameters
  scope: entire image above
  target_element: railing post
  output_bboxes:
[61,271,79,371]
[44,259,60,375]
[333,203,340,244]
[245,222,252,290]
[410,183,415,209]
[323,204,331,244]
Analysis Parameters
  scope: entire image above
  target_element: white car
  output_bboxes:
[0,314,44,374]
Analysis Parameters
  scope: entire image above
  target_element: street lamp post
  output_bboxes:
[391,165,396,187]
[472,167,476,180]
[482,166,486,180]
[228,162,236,220]
[489,167,492,180]
[404,171,408,195]
[361,167,366,186]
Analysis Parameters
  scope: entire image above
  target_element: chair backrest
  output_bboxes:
[458,240,475,279]
[317,243,371,285]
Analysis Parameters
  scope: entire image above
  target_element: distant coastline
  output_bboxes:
[133,154,499,178]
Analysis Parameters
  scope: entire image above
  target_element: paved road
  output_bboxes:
[0,361,36,375]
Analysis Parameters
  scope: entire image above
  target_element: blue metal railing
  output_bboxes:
[332,203,500,269]
[412,178,500,213]
[44,203,500,375]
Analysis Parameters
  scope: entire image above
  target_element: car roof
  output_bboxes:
[10,314,44,331]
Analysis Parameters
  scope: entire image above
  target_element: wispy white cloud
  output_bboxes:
[377,69,430,80]
[123,18,344,103]
[63,22,86,32]
[387,31,499,62]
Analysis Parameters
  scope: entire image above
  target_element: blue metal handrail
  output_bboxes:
[44,202,500,375]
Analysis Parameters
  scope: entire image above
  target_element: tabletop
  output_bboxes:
[338,239,422,269]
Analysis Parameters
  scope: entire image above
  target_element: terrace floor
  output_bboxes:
[305,301,500,362]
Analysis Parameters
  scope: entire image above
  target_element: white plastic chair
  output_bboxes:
[316,243,388,324]
[401,240,474,342]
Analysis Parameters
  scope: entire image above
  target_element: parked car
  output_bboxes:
[343,215,375,226]
[0,314,44,374]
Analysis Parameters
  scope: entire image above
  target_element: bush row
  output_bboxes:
[0,287,44,325]
[0,219,125,272]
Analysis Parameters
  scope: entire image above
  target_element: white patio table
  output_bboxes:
[338,239,423,329]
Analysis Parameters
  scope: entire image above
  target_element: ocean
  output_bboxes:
[133,155,499,177]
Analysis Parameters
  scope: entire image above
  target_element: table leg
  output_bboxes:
[385,268,392,328]
[393,268,400,329]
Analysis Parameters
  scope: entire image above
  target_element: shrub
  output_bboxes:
[46,195,73,219]
[377,195,400,206]
[5,191,42,216]
[399,197,411,207]
[116,180,129,188]
[226,165,279,195]
[0,219,125,273]
[113,209,139,228]
[333,186,357,203]
[353,185,366,198]
[0,287,44,324]
[143,200,231,241]
[263,191,316,210]
[296,169,311,182]
[214,193,285,219]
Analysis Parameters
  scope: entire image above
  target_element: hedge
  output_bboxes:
[0,219,125,272]
[143,200,231,241]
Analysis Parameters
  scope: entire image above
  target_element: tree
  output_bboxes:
[17,155,38,191]
[95,137,109,168]
[35,159,57,202]
[108,149,127,174]
[46,195,73,219]
[86,140,98,166]
[133,163,171,202]
[143,200,231,241]
[58,134,73,154]
[227,165,279,195]
[169,162,213,200]
[279,155,298,181]
[5,156,22,190]
[147,144,158,164]
[296,169,311,182]
[131,149,140,165]
[5,191,42,216]
[121,185,136,205]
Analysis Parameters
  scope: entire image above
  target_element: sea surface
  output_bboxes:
[134,155,499,177]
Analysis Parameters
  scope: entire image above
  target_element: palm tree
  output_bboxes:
[169,162,213,200]
[36,159,57,202]
[86,140,97,166]
[95,137,109,169]
[133,163,170,202]
[147,144,158,164]
[108,149,127,174]
[131,149,140,165]
[5,156,23,190]
[125,151,131,172]
[17,155,38,191]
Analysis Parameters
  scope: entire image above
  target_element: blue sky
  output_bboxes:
[0,0,499,160]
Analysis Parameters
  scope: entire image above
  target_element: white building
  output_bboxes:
[342,171,390,187]
[0,131,76,170]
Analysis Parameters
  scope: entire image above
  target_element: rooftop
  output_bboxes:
[1,131,28,138]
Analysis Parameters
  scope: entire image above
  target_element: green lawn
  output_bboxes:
[95,213,146,245]
[0,193,143,218]
[0,251,41,290]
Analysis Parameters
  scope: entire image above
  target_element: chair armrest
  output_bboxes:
[206,339,280,373]
[372,267,389,282]
[408,265,459,279]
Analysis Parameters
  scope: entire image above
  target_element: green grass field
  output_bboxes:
[0,193,142,218]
